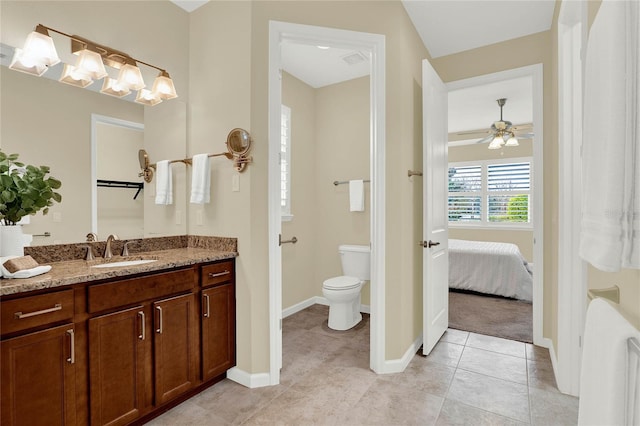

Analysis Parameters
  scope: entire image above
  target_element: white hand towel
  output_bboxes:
[190,153,211,204]
[579,0,640,271]
[349,180,365,212]
[154,160,173,205]
[578,298,640,425]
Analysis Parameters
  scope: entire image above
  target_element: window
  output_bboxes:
[280,105,292,220]
[448,158,532,227]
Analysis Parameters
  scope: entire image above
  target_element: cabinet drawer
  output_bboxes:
[88,268,196,313]
[201,260,234,288]
[1,289,74,335]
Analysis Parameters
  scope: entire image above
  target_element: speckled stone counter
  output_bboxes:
[2,236,237,296]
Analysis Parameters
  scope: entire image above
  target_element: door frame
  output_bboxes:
[556,0,588,396]
[445,64,545,346]
[267,21,386,385]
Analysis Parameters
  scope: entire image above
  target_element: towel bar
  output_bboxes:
[587,286,620,304]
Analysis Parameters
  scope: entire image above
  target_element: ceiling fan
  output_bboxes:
[456,98,534,149]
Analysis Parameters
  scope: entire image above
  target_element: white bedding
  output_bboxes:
[448,239,533,302]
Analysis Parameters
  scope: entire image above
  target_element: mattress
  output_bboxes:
[448,239,533,302]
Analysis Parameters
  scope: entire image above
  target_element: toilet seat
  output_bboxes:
[323,276,361,291]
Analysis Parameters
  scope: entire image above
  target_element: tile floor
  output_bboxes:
[148,304,579,425]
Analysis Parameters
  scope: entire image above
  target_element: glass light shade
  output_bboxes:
[74,49,108,80]
[505,135,519,146]
[488,135,504,150]
[135,89,162,106]
[101,77,131,97]
[59,64,93,88]
[151,73,178,100]
[117,64,145,91]
[9,48,48,76]
[20,30,60,66]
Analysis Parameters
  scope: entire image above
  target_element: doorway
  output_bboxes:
[425,64,545,347]
[268,21,386,385]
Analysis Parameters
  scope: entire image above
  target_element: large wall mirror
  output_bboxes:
[0,53,188,245]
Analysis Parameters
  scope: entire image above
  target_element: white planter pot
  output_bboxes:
[0,225,25,257]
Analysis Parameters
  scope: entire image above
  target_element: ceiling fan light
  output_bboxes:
[59,63,93,88]
[505,134,519,146]
[488,134,504,149]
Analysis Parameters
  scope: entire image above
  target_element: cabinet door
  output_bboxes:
[201,283,236,381]
[1,323,76,426]
[153,293,197,405]
[89,306,148,426]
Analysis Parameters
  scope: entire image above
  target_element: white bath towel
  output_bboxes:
[349,180,364,212]
[154,160,173,205]
[578,298,640,425]
[579,0,640,271]
[190,153,211,204]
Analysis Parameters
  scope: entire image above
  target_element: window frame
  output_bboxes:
[448,156,533,230]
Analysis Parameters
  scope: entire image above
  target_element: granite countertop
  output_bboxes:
[1,238,238,296]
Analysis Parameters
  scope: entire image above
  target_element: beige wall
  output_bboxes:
[431,29,557,347]
[448,140,534,260]
[281,72,318,309]
[96,123,144,239]
[281,72,371,310]
[584,0,640,329]
[0,1,189,244]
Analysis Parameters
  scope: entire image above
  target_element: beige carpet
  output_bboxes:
[448,290,533,343]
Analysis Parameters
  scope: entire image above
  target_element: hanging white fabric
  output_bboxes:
[580,0,640,271]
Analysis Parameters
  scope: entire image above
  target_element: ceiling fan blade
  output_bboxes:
[515,132,535,139]
[455,128,491,136]
[511,123,534,132]
[475,134,495,144]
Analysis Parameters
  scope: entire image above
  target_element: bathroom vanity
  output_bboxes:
[0,237,237,426]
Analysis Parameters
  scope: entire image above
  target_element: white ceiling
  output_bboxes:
[402,0,556,59]
[449,76,532,133]
[168,0,548,133]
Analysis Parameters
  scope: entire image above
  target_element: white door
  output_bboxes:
[422,59,449,355]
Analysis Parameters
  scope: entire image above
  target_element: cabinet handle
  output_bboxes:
[67,329,75,364]
[14,303,62,319]
[156,306,162,334]
[203,294,210,318]
[208,271,229,278]
[138,311,145,340]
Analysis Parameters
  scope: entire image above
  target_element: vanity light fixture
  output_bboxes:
[9,24,178,105]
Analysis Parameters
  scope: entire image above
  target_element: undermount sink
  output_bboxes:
[92,259,158,268]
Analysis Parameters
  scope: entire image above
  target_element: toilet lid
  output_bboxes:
[323,276,361,290]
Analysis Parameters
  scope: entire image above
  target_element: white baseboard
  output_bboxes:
[282,296,371,318]
[378,334,423,374]
[540,337,563,392]
[226,367,271,389]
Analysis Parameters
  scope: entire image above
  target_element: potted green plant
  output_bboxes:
[0,151,62,256]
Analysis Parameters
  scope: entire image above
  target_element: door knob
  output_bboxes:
[279,234,298,246]
[420,240,440,248]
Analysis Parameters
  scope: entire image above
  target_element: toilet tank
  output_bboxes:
[339,244,371,280]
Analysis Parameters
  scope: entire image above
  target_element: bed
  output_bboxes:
[448,239,533,302]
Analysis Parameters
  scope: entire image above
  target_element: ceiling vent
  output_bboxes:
[341,51,367,66]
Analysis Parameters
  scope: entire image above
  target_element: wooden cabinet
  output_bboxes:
[1,257,235,426]
[153,293,197,405]
[1,323,77,426]
[88,306,148,426]
[201,283,235,381]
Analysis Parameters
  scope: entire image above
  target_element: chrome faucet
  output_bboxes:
[104,234,120,259]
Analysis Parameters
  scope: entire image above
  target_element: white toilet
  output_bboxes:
[322,244,370,331]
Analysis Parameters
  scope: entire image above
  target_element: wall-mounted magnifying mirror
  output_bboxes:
[226,128,253,172]
[138,149,154,183]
